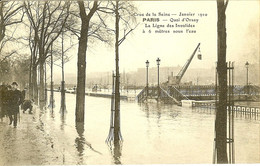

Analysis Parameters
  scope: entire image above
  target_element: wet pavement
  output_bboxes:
[0,109,62,165]
[0,101,111,165]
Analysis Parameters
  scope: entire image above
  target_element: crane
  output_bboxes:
[168,43,201,85]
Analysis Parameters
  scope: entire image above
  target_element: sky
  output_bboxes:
[52,0,259,79]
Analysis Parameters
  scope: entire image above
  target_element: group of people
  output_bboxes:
[0,82,26,127]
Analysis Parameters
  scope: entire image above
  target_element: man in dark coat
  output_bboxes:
[0,85,11,120]
[8,82,23,127]
[0,85,5,119]
[0,84,7,119]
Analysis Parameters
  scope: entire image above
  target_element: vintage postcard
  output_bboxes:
[0,0,259,165]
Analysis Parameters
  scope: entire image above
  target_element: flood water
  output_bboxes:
[24,92,260,164]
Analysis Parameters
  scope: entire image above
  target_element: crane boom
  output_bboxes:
[167,43,201,85]
[175,43,201,84]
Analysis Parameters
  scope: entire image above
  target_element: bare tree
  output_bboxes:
[57,29,78,112]
[0,1,24,44]
[74,0,135,123]
[74,1,113,122]
[102,1,137,143]
[0,1,24,63]
[75,1,99,122]
[24,1,70,110]
[25,23,39,103]
[114,1,137,143]
[215,0,229,163]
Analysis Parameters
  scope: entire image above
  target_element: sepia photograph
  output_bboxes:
[0,0,259,165]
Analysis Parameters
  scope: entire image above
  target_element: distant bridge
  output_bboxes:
[137,85,260,103]
[136,86,180,104]
[166,85,260,101]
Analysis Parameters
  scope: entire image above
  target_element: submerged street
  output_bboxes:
[0,92,259,165]
[0,0,259,165]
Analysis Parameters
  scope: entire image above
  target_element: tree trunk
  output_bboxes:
[44,62,47,106]
[114,1,120,143]
[216,0,228,163]
[29,52,33,99]
[30,35,38,101]
[76,1,98,122]
[32,65,38,105]
[75,20,88,122]
[39,60,45,110]
[49,44,54,109]
[61,31,66,112]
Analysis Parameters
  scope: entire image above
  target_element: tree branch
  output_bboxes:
[86,1,98,20]
[4,3,23,24]
[0,51,17,63]
[118,23,139,46]
[78,0,87,20]
[224,0,229,11]
[5,11,24,26]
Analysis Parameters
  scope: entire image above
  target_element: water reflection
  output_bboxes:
[60,111,66,131]
[36,109,45,132]
[192,107,215,115]
[74,122,102,164]
[49,108,55,119]
[139,103,181,137]
[155,103,162,127]
[142,103,150,119]
[142,103,151,137]
[107,141,122,165]
[192,106,260,121]
[139,102,180,120]
[75,122,85,164]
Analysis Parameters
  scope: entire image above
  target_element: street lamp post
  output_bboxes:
[146,60,149,98]
[245,61,249,95]
[156,58,161,99]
